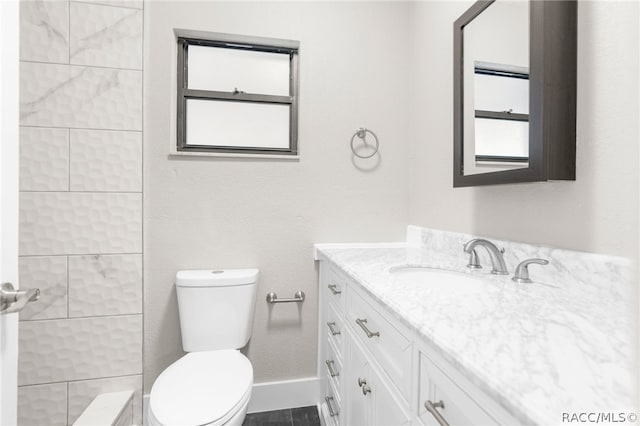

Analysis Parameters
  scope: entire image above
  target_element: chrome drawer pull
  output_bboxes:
[328,284,342,295]
[425,400,449,426]
[327,321,341,336]
[325,396,338,417]
[326,359,339,377]
[355,318,380,338]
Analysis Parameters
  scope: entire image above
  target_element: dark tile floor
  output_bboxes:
[243,406,320,426]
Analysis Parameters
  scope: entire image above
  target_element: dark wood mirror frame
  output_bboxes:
[453,0,577,187]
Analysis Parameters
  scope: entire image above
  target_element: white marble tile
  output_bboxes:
[18,382,68,426]
[68,375,142,426]
[20,62,142,131]
[70,130,142,192]
[70,2,143,69]
[20,0,69,64]
[19,127,69,192]
[73,0,143,10]
[69,254,142,317]
[18,315,142,386]
[19,192,142,256]
[19,256,68,321]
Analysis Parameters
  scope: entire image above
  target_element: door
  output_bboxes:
[0,1,20,424]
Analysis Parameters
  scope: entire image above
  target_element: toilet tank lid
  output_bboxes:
[176,269,259,287]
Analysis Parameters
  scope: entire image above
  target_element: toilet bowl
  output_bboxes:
[148,269,259,426]
[148,350,253,426]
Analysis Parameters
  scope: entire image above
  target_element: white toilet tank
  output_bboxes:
[176,269,258,352]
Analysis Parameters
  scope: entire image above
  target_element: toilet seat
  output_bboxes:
[149,350,253,426]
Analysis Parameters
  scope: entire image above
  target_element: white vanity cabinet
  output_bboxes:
[319,263,411,426]
[318,260,519,426]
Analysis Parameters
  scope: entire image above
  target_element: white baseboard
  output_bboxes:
[142,376,320,424]
[247,377,320,413]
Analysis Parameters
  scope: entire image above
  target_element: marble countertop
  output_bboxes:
[314,239,637,425]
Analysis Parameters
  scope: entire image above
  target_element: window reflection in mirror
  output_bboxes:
[462,0,529,176]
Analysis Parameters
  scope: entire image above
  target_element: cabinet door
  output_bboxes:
[419,352,499,426]
[346,329,411,426]
[345,330,370,426]
[371,365,411,426]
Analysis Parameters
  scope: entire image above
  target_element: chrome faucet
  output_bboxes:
[463,238,509,275]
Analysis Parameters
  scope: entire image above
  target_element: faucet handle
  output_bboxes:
[512,258,549,283]
[466,249,482,269]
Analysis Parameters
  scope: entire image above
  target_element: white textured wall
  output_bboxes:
[408,1,639,260]
[17,1,144,424]
[144,1,411,390]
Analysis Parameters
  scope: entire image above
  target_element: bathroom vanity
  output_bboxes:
[314,227,636,425]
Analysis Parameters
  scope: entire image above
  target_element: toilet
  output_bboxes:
[148,269,259,426]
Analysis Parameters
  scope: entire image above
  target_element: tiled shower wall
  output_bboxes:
[17,1,143,424]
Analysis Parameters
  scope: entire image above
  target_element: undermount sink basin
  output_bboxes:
[388,265,487,293]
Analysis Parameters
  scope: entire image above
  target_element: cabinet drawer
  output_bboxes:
[419,352,498,426]
[324,372,342,426]
[346,286,412,402]
[326,303,344,356]
[326,266,346,314]
[325,339,343,391]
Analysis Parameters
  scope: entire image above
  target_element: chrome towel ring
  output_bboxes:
[350,127,379,159]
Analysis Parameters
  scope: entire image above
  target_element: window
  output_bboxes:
[473,62,529,164]
[175,30,300,157]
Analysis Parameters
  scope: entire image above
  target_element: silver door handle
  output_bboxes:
[425,400,449,426]
[1,282,40,314]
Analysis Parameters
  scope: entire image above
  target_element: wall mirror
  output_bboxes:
[453,0,577,187]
